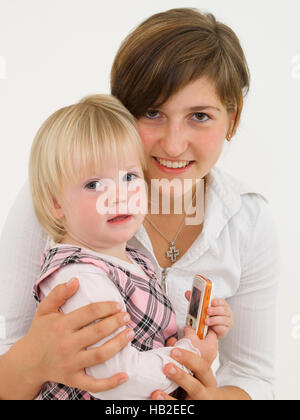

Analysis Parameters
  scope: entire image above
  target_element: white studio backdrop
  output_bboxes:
[0,0,299,400]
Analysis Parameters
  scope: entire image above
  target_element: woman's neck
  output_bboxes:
[147,179,204,217]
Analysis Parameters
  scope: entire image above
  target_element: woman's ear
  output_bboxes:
[226,105,239,141]
[52,197,65,220]
[228,98,244,139]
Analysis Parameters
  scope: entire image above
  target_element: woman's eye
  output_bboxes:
[145,110,160,119]
[192,112,210,122]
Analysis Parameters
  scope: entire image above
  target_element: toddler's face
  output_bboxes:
[55,150,147,252]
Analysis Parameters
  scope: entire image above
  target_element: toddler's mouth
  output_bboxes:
[107,214,132,224]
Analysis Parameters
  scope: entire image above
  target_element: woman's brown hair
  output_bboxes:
[111,8,250,137]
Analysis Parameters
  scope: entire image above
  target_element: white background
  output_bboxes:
[0,0,299,400]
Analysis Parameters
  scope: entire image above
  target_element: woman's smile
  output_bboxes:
[152,156,195,175]
[137,77,234,185]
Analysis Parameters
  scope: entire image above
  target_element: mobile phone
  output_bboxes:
[186,275,214,339]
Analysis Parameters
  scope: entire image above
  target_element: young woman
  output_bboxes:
[0,8,279,400]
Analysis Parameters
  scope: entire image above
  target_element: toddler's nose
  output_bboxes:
[110,186,129,214]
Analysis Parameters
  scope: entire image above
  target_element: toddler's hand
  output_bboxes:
[206,299,233,339]
[183,326,218,367]
[185,292,233,340]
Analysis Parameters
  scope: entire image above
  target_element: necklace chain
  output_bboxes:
[146,212,186,245]
[145,189,198,263]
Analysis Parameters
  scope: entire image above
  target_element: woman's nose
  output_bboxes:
[159,122,188,157]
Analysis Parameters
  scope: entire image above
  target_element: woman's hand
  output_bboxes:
[4,278,133,399]
[151,330,218,401]
[151,292,246,401]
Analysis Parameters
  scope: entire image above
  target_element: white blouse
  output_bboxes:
[0,166,280,400]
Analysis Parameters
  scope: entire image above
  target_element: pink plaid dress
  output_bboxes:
[33,244,178,400]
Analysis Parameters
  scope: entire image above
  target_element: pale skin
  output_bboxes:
[54,155,147,264]
[0,77,248,400]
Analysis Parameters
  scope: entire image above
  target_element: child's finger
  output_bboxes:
[210,325,228,339]
[183,325,196,337]
[185,290,191,301]
[207,306,226,316]
[166,337,178,347]
[205,316,232,327]
[207,304,232,318]
[211,298,227,307]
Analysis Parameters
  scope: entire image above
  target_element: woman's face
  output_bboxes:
[137,77,236,189]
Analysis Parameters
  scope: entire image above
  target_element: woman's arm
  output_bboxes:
[0,182,132,399]
[216,197,280,400]
[151,345,251,400]
[0,279,133,400]
[0,182,45,358]
[40,264,201,400]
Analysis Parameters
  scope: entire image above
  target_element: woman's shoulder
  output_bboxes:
[209,166,267,199]
[205,167,279,254]
[208,166,271,223]
[213,167,279,250]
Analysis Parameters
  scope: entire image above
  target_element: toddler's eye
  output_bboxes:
[85,181,103,190]
[192,112,210,122]
[145,110,161,119]
[124,173,138,182]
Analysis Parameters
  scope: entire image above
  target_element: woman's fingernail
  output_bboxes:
[172,349,182,358]
[119,375,128,385]
[66,278,77,288]
[126,329,135,340]
[156,394,165,400]
[168,365,177,376]
[123,313,131,323]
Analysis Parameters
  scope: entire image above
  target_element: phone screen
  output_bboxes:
[189,286,202,319]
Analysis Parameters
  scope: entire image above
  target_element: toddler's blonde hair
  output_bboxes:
[29,94,147,243]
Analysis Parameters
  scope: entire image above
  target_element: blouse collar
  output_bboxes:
[133,166,267,269]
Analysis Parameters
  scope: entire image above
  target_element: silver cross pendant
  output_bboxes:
[166,242,180,263]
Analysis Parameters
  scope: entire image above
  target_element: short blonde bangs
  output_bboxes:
[29,94,146,242]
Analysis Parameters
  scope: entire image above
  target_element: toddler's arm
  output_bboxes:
[183,326,218,367]
[40,264,200,400]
